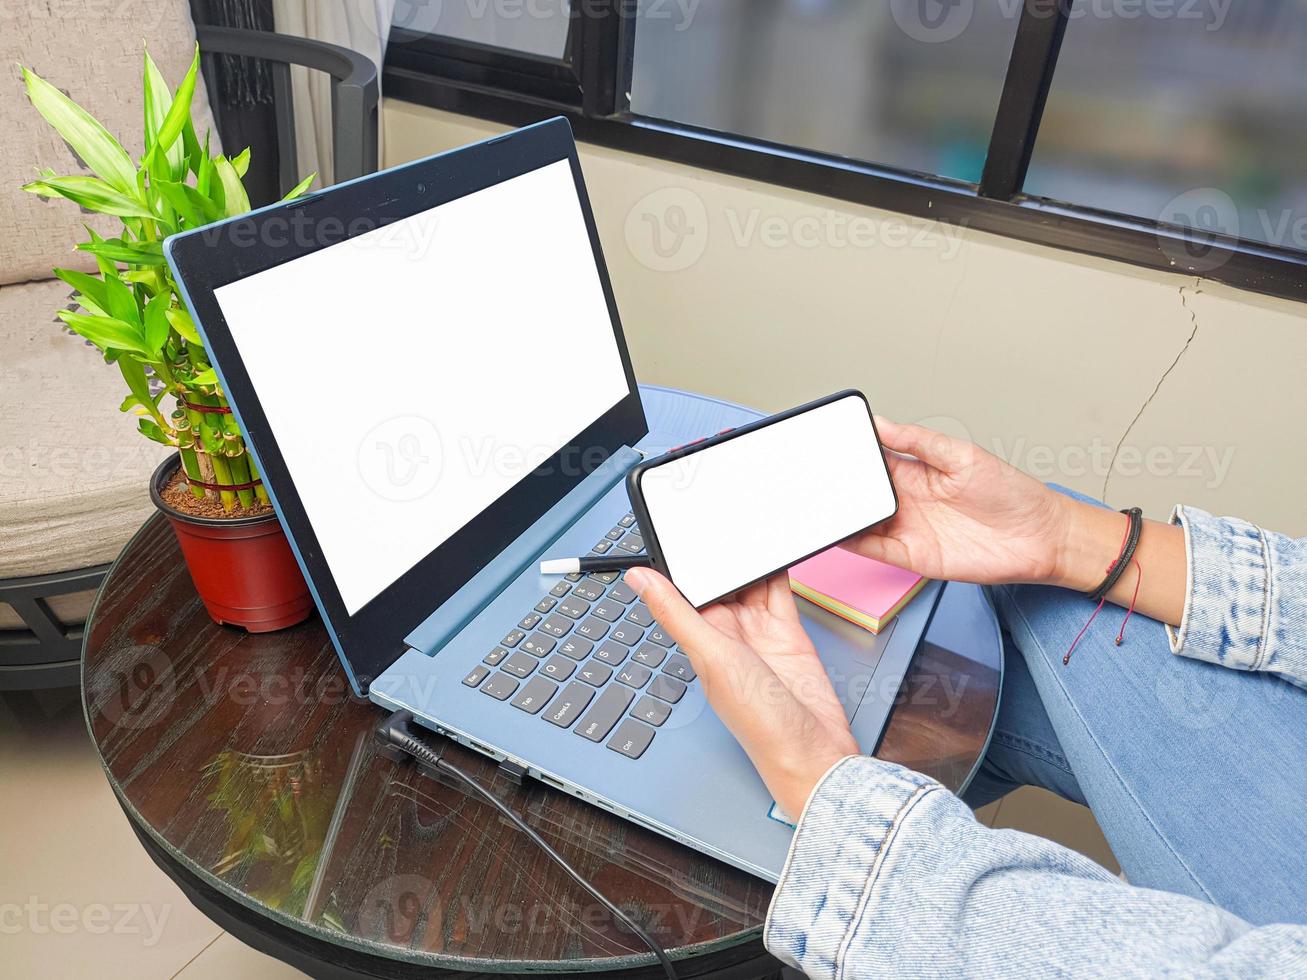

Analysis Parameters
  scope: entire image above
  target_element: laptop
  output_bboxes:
[165,118,940,881]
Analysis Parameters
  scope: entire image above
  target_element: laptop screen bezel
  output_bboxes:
[165,119,647,692]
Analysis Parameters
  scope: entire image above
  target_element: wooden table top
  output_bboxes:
[81,386,1001,978]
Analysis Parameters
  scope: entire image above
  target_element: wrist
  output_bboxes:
[1050,499,1127,593]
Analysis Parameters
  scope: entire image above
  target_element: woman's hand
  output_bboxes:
[851,417,1075,586]
[625,568,858,819]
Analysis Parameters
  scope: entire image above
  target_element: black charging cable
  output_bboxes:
[377,711,678,980]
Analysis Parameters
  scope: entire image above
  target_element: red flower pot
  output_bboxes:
[150,456,313,633]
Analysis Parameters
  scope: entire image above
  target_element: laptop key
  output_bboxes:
[593,642,628,666]
[522,633,556,657]
[535,597,558,614]
[646,627,674,648]
[557,597,589,620]
[632,643,666,668]
[592,539,613,554]
[502,652,539,679]
[501,629,527,648]
[483,647,509,667]
[576,685,635,742]
[591,600,623,623]
[609,624,643,646]
[616,664,652,688]
[572,581,604,602]
[481,673,519,701]
[463,665,491,687]
[625,603,654,627]
[576,617,609,641]
[619,514,636,528]
[607,581,638,605]
[544,682,594,728]
[589,570,620,585]
[550,581,572,598]
[558,636,593,661]
[663,654,696,682]
[617,533,644,555]
[540,614,573,638]
[540,654,576,682]
[607,718,656,760]
[518,612,542,630]
[632,696,672,727]
[648,674,686,704]
[511,676,557,715]
[577,661,613,686]
[564,572,584,582]
[606,527,625,541]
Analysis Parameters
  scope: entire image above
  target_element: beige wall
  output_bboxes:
[384,101,1307,536]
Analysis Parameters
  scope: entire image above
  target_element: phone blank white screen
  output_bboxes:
[213,160,629,615]
[637,395,895,607]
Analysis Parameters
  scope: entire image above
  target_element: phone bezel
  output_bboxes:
[625,389,899,609]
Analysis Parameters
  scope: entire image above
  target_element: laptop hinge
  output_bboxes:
[401,444,644,657]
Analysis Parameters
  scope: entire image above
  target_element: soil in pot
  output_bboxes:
[160,468,274,520]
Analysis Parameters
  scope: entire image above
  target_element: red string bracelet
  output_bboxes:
[1064,513,1144,666]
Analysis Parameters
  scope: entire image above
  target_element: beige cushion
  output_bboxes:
[1,2,219,286]
[0,279,172,578]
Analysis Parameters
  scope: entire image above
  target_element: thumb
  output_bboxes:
[625,568,723,663]
[875,416,973,475]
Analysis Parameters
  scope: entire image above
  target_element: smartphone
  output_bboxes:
[626,390,898,608]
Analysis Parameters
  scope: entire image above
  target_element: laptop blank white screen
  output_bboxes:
[213,160,629,615]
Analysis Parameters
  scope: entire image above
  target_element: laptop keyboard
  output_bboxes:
[460,512,695,761]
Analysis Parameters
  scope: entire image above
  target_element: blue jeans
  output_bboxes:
[962,494,1307,928]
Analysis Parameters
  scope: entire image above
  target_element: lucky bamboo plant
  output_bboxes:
[22,47,314,513]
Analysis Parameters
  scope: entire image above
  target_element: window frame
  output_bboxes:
[384,0,1307,304]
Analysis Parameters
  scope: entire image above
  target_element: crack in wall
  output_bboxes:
[1101,278,1203,502]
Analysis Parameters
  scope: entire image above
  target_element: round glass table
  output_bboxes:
[81,386,1001,978]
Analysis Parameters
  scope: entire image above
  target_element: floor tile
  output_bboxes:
[1,690,223,980]
[174,933,307,979]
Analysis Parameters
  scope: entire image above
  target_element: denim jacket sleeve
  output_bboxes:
[765,756,1307,979]
[1168,506,1307,689]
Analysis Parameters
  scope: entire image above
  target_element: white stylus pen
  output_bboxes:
[539,555,653,576]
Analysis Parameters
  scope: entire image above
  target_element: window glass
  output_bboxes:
[630,0,1018,183]
[1025,2,1307,251]
[394,0,572,58]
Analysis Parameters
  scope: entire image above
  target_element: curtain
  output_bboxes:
[271,0,396,185]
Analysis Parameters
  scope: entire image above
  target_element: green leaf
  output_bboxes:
[53,268,109,312]
[84,228,118,278]
[143,292,172,353]
[156,180,223,228]
[183,119,204,175]
[77,237,166,266]
[166,307,203,345]
[119,357,154,412]
[138,417,171,445]
[232,147,251,178]
[191,367,219,387]
[71,293,109,318]
[280,172,317,202]
[57,310,151,355]
[154,46,200,157]
[23,176,155,219]
[213,156,250,218]
[103,274,141,326]
[21,67,140,199]
[143,50,186,178]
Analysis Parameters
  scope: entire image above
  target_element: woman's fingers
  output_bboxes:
[874,416,971,475]
[625,568,727,666]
